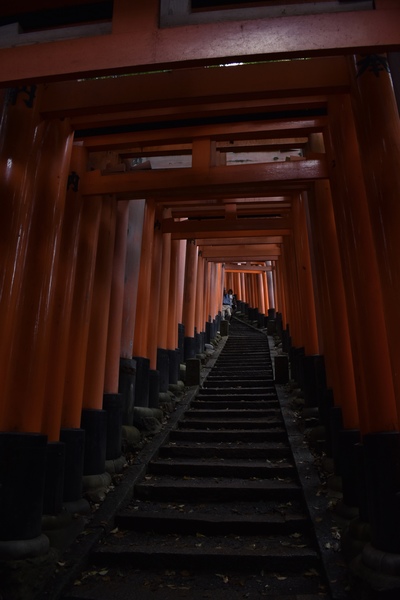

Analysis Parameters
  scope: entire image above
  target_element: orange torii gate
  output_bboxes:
[1,1,400,581]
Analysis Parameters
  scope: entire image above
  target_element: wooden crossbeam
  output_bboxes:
[0,9,398,84]
[81,158,326,198]
[200,244,281,259]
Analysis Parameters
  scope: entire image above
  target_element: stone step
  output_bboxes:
[147,457,295,479]
[90,533,321,573]
[191,399,279,409]
[177,418,284,430]
[170,428,287,442]
[115,500,309,535]
[134,475,302,502]
[159,441,292,460]
[201,382,276,389]
[183,408,281,419]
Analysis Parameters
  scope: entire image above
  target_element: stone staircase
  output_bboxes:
[62,319,332,599]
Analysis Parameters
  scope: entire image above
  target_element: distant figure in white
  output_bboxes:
[222,288,234,321]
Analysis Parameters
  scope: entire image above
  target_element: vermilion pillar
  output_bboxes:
[146,212,163,371]
[158,214,172,352]
[42,143,86,442]
[104,200,129,393]
[307,179,358,430]
[132,199,156,359]
[281,236,301,348]
[325,94,397,435]
[306,133,358,430]
[167,239,180,352]
[120,200,145,359]
[2,116,73,433]
[181,239,198,359]
[292,193,319,356]
[195,253,205,339]
[62,195,102,429]
[0,88,44,416]
[348,54,400,420]
[83,196,117,410]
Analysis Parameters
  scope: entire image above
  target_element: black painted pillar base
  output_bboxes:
[149,369,160,408]
[302,354,327,409]
[59,428,85,505]
[80,409,107,476]
[184,336,196,361]
[328,405,344,476]
[156,348,170,393]
[102,393,123,461]
[168,348,180,384]
[0,432,47,546]
[220,320,229,336]
[133,356,150,408]
[320,388,335,456]
[339,428,361,509]
[363,431,400,554]
[194,331,202,355]
[43,441,65,516]
[118,357,136,426]
[186,358,201,386]
[178,323,185,364]
[274,355,289,384]
[205,321,212,344]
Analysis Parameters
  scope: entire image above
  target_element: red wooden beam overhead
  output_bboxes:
[0,3,399,84]
[39,57,347,120]
[200,244,281,259]
[80,117,327,152]
[163,216,292,238]
[81,159,327,199]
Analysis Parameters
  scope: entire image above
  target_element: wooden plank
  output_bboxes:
[81,159,327,198]
[0,8,399,84]
[79,117,327,152]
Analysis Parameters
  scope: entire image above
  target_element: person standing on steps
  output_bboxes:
[222,288,234,321]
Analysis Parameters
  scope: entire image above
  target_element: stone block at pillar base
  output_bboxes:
[186,358,201,386]
[0,534,49,561]
[274,354,289,384]
[349,544,400,599]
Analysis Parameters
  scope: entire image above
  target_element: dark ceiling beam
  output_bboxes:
[0,5,399,84]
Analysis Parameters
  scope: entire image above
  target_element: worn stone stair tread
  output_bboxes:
[198,390,277,398]
[115,508,309,535]
[92,539,321,573]
[170,429,287,442]
[202,383,276,390]
[177,418,284,430]
[62,567,330,600]
[134,476,301,501]
[191,400,280,409]
[147,459,295,478]
[159,442,291,459]
[184,409,281,417]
